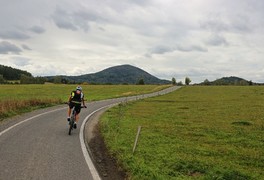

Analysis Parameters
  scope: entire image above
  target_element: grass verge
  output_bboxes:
[0,84,170,121]
[100,86,264,179]
[0,98,62,120]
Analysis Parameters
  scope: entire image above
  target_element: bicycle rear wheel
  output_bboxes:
[69,119,74,135]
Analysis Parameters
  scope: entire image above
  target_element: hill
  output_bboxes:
[200,76,254,85]
[51,65,171,85]
[0,64,32,80]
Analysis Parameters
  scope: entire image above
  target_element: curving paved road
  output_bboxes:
[0,86,181,180]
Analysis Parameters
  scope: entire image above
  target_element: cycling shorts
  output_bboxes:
[69,102,81,114]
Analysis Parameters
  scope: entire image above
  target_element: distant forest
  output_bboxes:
[198,76,256,86]
[0,65,32,80]
[0,64,262,85]
[0,64,172,85]
[0,65,46,84]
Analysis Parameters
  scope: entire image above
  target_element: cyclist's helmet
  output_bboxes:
[76,86,82,91]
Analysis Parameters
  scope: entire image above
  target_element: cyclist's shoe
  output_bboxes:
[67,117,70,122]
[73,122,77,129]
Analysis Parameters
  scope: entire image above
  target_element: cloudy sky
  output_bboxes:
[0,0,264,83]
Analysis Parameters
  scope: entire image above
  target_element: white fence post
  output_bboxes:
[133,126,141,154]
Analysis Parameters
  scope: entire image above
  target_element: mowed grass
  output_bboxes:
[0,84,170,120]
[100,86,264,179]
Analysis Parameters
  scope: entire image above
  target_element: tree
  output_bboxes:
[185,77,191,85]
[61,78,69,84]
[177,81,183,86]
[249,80,253,86]
[203,79,210,85]
[20,75,46,84]
[137,78,145,85]
[54,76,62,84]
[20,74,35,84]
[0,64,32,80]
[0,74,5,84]
[34,77,46,84]
[172,77,176,85]
[239,80,249,86]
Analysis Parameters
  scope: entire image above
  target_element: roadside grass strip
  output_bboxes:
[0,84,170,121]
[100,86,264,179]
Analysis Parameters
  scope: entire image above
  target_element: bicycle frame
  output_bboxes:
[68,107,76,135]
[68,105,85,135]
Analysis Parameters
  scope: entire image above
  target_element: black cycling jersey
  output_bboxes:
[70,90,84,104]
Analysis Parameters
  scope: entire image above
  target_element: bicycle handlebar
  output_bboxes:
[65,102,87,108]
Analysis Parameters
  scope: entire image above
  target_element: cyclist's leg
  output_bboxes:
[76,113,80,122]
[68,102,74,120]
[75,105,81,123]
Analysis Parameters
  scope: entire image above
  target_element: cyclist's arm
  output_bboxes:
[68,95,72,103]
[68,91,74,103]
[82,98,86,107]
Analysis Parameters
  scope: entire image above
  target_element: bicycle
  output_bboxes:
[68,106,85,135]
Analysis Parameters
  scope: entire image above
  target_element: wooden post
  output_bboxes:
[133,126,141,154]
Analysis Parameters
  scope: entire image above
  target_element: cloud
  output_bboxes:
[148,44,207,56]
[29,26,46,34]
[205,34,228,46]
[21,44,32,50]
[29,64,67,76]
[149,45,174,55]
[200,16,229,33]
[51,7,78,31]
[51,6,93,32]
[11,57,31,66]
[176,45,208,52]
[0,0,264,83]
[0,30,30,40]
[50,1,152,33]
[52,7,78,31]
[199,8,253,35]
[0,41,22,54]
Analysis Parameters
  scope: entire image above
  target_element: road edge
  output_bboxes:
[80,104,118,180]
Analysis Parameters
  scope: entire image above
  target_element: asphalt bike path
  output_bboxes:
[0,86,181,180]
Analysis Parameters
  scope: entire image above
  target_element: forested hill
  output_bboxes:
[0,64,32,80]
[200,76,254,85]
[1,64,170,84]
[58,64,171,84]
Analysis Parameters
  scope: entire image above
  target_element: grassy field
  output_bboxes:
[0,84,170,120]
[100,86,264,179]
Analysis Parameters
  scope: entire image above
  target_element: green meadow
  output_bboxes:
[0,84,170,120]
[100,86,264,179]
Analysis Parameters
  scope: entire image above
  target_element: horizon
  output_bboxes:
[1,63,259,84]
[1,0,264,83]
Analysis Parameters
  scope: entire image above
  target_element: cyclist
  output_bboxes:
[67,86,87,129]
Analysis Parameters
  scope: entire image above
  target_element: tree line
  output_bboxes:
[0,65,46,84]
[171,77,191,86]
[0,65,31,80]
[0,74,47,84]
[200,77,255,86]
